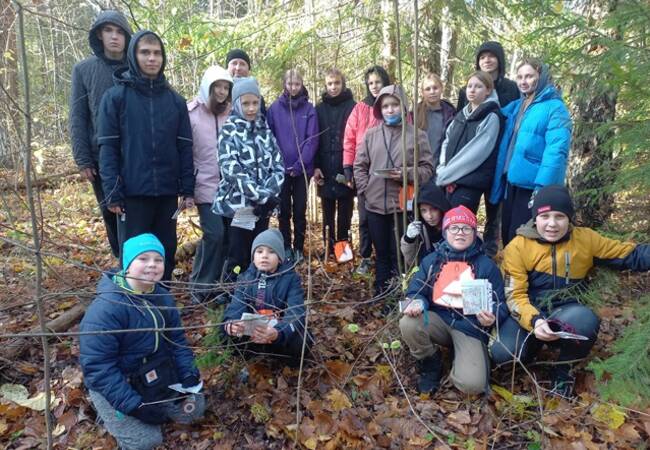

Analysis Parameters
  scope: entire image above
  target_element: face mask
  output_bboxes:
[384,114,402,126]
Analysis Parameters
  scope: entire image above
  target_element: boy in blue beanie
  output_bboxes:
[223,229,311,366]
[80,233,205,450]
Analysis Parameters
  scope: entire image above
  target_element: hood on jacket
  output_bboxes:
[534,63,552,96]
[279,85,310,108]
[475,41,507,80]
[373,84,409,120]
[417,180,451,213]
[198,65,233,104]
[89,10,133,62]
[462,89,500,119]
[118,30,167,84]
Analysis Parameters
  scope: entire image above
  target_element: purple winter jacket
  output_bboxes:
[267,87,319,177]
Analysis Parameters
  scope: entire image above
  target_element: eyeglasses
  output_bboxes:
[447,225,474,235]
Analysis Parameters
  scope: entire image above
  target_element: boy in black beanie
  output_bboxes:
[491,185,650,398]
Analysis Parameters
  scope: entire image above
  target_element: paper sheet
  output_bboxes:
[231,206,257,230]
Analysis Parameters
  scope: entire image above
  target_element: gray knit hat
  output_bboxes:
[251,228,285,262]
[232,76,260,103]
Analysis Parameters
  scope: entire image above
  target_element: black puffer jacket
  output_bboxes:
[315,89,356,198]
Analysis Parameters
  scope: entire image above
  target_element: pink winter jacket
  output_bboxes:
[342,101,381,168]
[187,99,231,204]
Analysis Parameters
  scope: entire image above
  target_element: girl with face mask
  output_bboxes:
[342,65,391,274]
[489,58,573,246]
[353,85,434,297]
[267,69,319,263]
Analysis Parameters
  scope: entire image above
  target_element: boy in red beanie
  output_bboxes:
[400,206,508,395]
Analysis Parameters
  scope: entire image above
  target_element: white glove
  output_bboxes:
[406,221,422,239]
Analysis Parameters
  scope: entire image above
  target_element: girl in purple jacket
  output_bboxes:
[267,69,320,263]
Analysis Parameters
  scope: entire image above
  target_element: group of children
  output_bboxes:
[70,10,649,450]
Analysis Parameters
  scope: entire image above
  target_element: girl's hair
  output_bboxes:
[416,73,444,131]
[209,80,232,116]
[324,67,347,89]
[467,71,494,92]
[517,57,543,74]
[283,68,303,84]
[364,65,390,90]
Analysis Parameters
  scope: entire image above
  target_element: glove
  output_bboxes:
[181,375,200,389]
[130,404,169,425]
[528,188,540,209]
[253,197,279,218]
[405,221,422,240]
[343,166,354,183]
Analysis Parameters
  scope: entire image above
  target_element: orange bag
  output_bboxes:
[399,184,415,211]
[333,240,353,263]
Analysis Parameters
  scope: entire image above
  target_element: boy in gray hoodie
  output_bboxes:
[69,10,132,257]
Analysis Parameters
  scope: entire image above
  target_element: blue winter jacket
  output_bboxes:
[98,30,194,206]
[222,263,306,347]
[489,84,572,204]
[405,239,508,342]
[79,274,199,414]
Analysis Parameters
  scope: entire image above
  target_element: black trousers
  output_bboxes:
[279,175,308,252]
[232,332,313,368]
[446,185,483,213]
[491,302,601,368]
[89,167,119,257]
[367,210,403,296]
[501,183,534,247]
[357,194,372,258]
[118,195,178,281]
[321,195,354,253]
[482,192,500,258]
[223,216,270,281]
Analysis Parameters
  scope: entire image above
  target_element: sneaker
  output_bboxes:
[355,258,373,275]
[416,354,443,394]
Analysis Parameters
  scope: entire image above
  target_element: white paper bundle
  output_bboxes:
[460,279,493,315]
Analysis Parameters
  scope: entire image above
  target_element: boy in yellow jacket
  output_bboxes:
[491,185,650,397]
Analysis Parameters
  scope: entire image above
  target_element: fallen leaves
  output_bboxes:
[326,388,351,411]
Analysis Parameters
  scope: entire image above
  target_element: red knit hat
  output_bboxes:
[442,205,477,230]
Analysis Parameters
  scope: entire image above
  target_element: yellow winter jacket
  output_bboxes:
[502,221,648,331]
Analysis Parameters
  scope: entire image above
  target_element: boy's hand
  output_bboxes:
[403,299,424,317]
[477,311,495,327]
[313,168,325,186]
[226,321,245,337]
[80,167,96,182]
[388,168,402,181]
[181,196,195,210]
[108,204,124,215]
[533,319,560,342]
[251,325,278,344]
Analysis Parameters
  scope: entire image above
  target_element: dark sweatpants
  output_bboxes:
[222,216,270,281]
[491,302,601,369]
[367,210,402,296]
[446,186,483,213]
[501,183,534,246]
[118,195,178,281]
[482,193,500,258]
[89,167,119,257]
[321,195,354,253]
[357,194,372,258]
[279,175,308,253]
[233,333,313,367]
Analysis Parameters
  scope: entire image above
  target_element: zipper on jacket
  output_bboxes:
[551,244,557,289]
[150,80,158,195]
[143,300,160,354]
[564,251,570,286]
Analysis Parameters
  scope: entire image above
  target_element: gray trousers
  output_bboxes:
[400,311,490,394]
[190,203,226,289]
[89,390,205,450]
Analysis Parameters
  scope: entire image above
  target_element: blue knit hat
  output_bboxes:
[122,233,165,271]
[251,228,285,263]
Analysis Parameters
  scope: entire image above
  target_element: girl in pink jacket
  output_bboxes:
[187,65,233,302]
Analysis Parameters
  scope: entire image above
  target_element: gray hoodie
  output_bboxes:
[69,10,132,169]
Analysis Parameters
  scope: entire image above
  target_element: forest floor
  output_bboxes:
[1,170,649,449]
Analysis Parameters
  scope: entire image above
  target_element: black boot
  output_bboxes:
[416,354,442,394]
[550,364,575,398]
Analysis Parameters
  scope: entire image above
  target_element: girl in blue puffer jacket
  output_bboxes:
[80,234,204,450]
[490,58,573,245]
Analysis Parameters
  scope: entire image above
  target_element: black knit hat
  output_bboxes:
[225,49,251,70]
[532,185,575,222]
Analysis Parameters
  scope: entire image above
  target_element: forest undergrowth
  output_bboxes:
[0,171,649,449]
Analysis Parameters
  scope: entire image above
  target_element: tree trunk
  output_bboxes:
[440,7,458,99]
[568,0,621,227]
[0,0,19,168]
[381,0,396,79]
